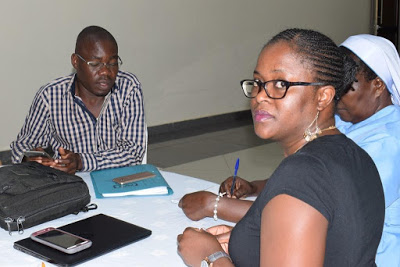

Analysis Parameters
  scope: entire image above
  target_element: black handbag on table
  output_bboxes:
[0,162,94,235]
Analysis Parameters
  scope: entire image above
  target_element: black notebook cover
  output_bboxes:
[14,213,152,266]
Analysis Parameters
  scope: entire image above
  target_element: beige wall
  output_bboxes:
[0,0,371,150]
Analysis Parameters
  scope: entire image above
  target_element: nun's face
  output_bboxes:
[336,70,378,124]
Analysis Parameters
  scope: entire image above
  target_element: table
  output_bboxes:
[0,170,233,267]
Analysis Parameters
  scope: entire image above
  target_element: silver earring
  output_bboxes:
[303,111,321,142]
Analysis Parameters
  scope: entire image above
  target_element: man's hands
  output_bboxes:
[24,147,82,174]
[53,147,82,174]
[24,147,54,165]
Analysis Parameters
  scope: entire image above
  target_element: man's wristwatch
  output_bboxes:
[201,251,231,267]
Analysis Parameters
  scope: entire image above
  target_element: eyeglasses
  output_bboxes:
[75,53,123,71]
[241,79,326,99]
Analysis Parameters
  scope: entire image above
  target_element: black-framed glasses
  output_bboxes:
[75,53,123,71]
[241,79,326,99]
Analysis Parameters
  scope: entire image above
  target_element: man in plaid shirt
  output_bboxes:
[11,26,146,174]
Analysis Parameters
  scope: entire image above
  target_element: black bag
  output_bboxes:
[0,162,94,235]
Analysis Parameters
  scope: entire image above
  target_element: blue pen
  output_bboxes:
[230,158,240,196]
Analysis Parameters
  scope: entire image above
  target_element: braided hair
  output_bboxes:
[336,46,374,98]
[264,28,355,103]
[340,46,377,81]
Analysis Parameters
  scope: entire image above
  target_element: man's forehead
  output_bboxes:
[77,38,117,55]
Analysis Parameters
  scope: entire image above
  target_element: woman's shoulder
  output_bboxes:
[268,134,375,190]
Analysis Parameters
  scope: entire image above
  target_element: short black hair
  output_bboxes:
[264,28,355,103]
[75,26,117,53]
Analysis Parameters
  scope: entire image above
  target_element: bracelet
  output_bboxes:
[213,192,226,221]
[201,251,231,267]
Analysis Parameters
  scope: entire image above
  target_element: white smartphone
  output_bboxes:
[24,150,52,159]
[30,227,92,254]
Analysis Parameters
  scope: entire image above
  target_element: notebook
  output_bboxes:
[14,214,152,267]
[90,164,173,198]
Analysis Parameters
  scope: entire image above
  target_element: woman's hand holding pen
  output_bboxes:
[220,176,257,199]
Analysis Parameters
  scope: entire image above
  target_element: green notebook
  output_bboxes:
[90,164,173,198]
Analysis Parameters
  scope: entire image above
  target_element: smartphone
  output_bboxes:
[112,171,156,185]
[30,227,92,254]
[24,150,52,159]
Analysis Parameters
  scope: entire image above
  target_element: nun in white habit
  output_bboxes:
[336,34,400,267]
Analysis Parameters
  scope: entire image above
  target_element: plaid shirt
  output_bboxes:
[11,70,146,171]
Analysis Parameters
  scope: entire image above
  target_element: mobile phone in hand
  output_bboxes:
[23,150,52,159]
[30,227,92,254]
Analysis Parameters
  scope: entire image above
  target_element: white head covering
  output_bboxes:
[340,34,400,106]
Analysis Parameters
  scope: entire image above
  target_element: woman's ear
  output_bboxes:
[316,85,335,111]
[373,77,387,97]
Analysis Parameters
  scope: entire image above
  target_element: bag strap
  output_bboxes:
[73,203,98,215]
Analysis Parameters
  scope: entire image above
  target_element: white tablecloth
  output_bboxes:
[0,170,232,267]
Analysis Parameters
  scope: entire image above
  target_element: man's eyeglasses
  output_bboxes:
[240,79,326,99]
[75,53,123,71]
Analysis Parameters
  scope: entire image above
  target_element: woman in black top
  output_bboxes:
[177,28,384,267]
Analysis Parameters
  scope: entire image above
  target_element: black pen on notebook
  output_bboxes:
[230,158,240,196]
